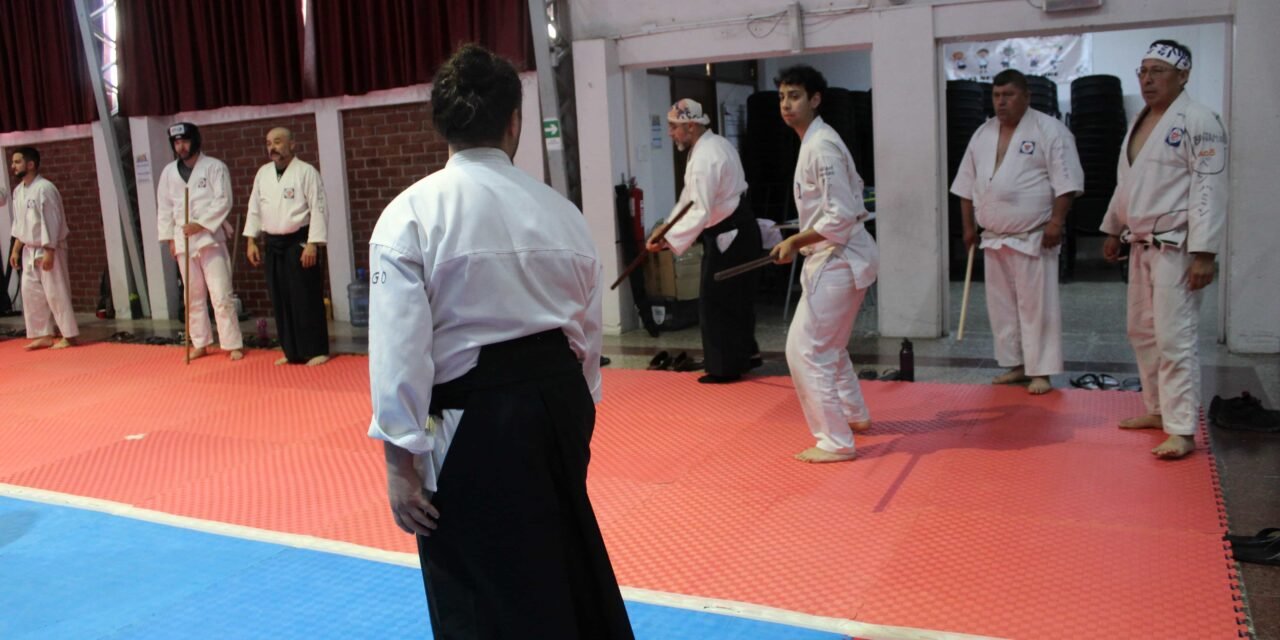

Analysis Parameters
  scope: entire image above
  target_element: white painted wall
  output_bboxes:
[759,49,873,92]
[645,73,677,231]
[1090,23,1227,120]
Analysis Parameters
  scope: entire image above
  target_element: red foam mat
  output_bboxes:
[0,340,1246,638]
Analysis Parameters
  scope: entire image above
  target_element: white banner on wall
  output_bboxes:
[943,35,1092,85]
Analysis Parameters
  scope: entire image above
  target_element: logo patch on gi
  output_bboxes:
[1019,141,1036,155]
[26,199,36,209]
[1165,127,1185,147]
[283,187,296,199]
[198,178,209,189]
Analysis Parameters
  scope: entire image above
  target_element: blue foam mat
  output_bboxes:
[0,497,848,639]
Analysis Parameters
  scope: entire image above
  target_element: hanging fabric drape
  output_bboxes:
[0,0,97,133]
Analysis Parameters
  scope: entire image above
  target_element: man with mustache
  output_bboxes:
[243,127,330,366]
[7,146,79,350]
[156,122,244,361]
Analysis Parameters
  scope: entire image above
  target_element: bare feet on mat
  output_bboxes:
[50,338,75,349]
[993,366,1030,385]
[306,355,330,367]
[24,337,54,350]
[228,349,244,361]
[1152,434,1196,459]
[275,356,289,366]
[1118,414,1163,430]
[1027,376,1052,395]
[794,447,857,463]
[849,420,872,433]
[189,347,208,360]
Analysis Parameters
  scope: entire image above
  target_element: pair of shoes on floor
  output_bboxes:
[1209,392,1280,432]
[1069,373,1132,390]
[647,350,704,372]
[1228,530,1280,565]
[698,373,740,384]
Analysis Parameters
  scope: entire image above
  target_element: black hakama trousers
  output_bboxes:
[264,227,329,362]
[699,200,761,377]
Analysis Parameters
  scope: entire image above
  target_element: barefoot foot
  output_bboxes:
[228,349,244,361]
[993,366,1030,385]
[794,447,857,463]
[1027,376,1052,395]
[306,355,330,367]
[189,346,208,360]
[1119,414,1163,430]
[50,338,75,349]
[849,420,872,433]
[24,337,54,351]
[1152,434,1196,459]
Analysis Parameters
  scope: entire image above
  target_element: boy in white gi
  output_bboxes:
[7,147,79,350]
[1101,40,1228,459]
[770,65,879,464]
[951,69,1084,395]
[156,122,244,360]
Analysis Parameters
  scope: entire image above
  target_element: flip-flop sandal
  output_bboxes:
[1226,527,1280,545]
[647,351,671,370]
[1231,538,1280,565]
[1098,374,1120,390]
[1070,373,1101,390]
[878,369,901,381]
[858,368,879,380]
[1121,377,1142,392]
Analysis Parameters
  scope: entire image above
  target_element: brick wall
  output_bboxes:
[343,103,449,271]
[197,115,327,317]
[4,139,108,313]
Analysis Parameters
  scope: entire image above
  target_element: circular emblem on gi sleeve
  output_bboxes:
[1019,141,1036,155]
[1165,127,1185,147]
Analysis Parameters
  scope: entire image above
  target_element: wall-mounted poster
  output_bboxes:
[943,35,1092,84]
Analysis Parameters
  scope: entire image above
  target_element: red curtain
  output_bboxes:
[117,0,304,116]
[309,0,534,99]
[0,0,97,134]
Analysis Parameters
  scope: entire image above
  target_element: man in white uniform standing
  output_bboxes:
[367,44,633,639]
[770,65,879,464]
[1101,40,1227,460]
[156,122,244,361]
[244,127,330,366]
[951,69,1084,395]
[646,98,761,383]
[7,147,79,350]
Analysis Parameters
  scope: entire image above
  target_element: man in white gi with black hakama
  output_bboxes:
[366,44,633,639]
[7,146,79,350]
[156,122,244,361]
[1102,40,1228,459]
[647,98,761,383]
[770,65,879,464]
[244,127,330,366]
[951,69,1084,395]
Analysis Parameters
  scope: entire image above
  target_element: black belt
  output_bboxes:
[429,329,580,414]
[702,197,753,239]
[264,226,309,254]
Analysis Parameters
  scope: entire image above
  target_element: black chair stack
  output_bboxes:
[849,90,874,187]
[742,90,800,222]
[1026,74,1061,118]
[945,80,991,279]
[1067,74,1127,235]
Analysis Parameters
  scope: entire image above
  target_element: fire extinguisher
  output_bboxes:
[628,177,646,251]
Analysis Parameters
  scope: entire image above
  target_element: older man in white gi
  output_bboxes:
[156,122,244,361]
[7,146,79,350]
[952,69,1084,395]
[770,65,879,464]
[244,127,330,366]
[367,44,633,638]
[646,98,761,383]
[1101,40,1228,459]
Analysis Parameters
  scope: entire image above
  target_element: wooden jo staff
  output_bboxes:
[183,188,192,364]
[713,254,774,281]
[609,200,695,290]
[956,243,976,341]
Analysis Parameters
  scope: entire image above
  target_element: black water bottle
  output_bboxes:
[899,338,915,382]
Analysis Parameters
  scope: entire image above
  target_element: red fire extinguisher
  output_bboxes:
[628,177,646,251]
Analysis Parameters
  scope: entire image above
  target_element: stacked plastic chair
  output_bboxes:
[945,80,991,280]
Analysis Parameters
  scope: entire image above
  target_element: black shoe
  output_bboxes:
[749,354,764,370]
[600,356,611,367]
[698,374,741,384]
[647,351,671,370]
[672,352,704,372]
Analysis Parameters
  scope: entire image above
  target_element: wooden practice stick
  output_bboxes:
[956,243,976,341]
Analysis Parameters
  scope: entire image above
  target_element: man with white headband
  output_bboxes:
[1100,39,1228,459]
[647,98,762,383]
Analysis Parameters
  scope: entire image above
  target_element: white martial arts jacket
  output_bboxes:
[367,148,604,489]
[664,131,748,255]
[243,158,328,244]
[9,176,67,250]
[950,109,1084,256]
[794,116,878,289]
[156,155,234,255]
[1101,92,1228,253]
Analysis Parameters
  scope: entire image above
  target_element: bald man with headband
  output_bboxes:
[1101,39,1228,459]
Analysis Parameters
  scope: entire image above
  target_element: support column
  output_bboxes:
[91,122,133,318]
[573,38,633,334]
[315,106,355,322]
[871,6,944,338]
[128,117,181,320]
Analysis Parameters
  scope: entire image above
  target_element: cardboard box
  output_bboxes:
[644,245,702,300]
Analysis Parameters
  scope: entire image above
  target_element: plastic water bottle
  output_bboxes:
[349,268,370,327]
[899,338,915,382]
